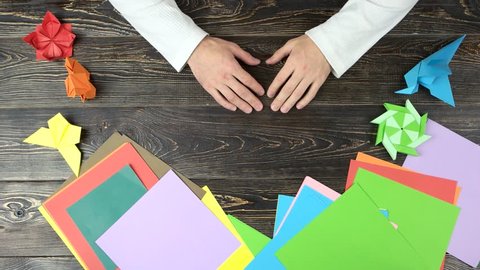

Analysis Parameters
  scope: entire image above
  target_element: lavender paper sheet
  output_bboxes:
[403,120,480,267]
[96,170,240,270]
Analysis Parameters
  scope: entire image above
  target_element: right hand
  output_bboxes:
[187,37,264,113]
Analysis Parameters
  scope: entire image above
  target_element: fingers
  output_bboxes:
[296,80,323,110]
[280,79,311,113]
[267,62,294,98]
[266,41,293,65]
[270,71,302,112]
[230,44,260,66]
[208,88,237,112]
[227,78,263,112]
[217,84,254,114]
[233,65,265,96]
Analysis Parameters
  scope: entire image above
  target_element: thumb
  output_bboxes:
[230,44,261,66]
[266,41,293,65]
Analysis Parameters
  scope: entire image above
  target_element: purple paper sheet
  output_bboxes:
[96,170,240,270]
[403,120,480,267]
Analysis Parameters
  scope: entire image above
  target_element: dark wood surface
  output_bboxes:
[1,0,479,269]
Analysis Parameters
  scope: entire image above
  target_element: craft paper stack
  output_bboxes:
[38,121,477,269]
[273,167,460,270]
[39,132,270,270]
[252,119,480,269]
[243,153,461,270]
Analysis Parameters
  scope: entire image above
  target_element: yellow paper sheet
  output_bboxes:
[38,206,87,269]
[201,186,255,269]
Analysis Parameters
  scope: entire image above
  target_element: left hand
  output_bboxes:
[266,35,331,113]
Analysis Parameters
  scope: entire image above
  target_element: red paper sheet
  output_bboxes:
[355,152,461,204]
[42,143,158,270]
[346,159,458,204]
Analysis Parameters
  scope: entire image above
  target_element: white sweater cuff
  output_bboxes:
[306,0,417,78]
[110,0,208,72]
[306,26,347,78]
[170,27,208,72]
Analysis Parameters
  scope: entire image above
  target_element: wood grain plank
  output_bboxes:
[1,35,479,108]
[0,180,479,270]
[0,255,474,270]
[1,105,479,182]
[0,0,479,38]
[0,257,81,270]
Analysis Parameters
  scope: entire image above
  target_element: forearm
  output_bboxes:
[109,0,208,72]
[306,0,418,78]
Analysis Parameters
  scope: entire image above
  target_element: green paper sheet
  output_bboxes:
[355,169,459,269]
[227,215,270,256]
[276,169,459,270]
[67,165,147,270]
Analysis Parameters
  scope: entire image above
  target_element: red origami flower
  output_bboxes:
[23,11,76,61]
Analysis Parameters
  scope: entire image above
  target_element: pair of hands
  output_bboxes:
[187,35,331,113]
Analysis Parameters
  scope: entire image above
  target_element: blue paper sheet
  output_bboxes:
[273,195,294,236]
[246,186,333,270]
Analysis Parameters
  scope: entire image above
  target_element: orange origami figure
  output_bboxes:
[65,57,96,102]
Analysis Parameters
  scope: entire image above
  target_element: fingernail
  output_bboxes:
[281,107,289,113]
[256,104,263,111]
[271,104,278,111]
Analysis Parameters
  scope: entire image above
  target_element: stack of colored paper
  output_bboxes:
[274,168,459,270]
[39,132,270,270]
[245,152,462,270]
[39,120,476,269]
[244,119,480,269]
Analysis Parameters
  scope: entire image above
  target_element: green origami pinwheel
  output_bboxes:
[371,100,431,160]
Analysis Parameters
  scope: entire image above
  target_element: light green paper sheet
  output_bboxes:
[276,169,459,270]
[227,215,270,256]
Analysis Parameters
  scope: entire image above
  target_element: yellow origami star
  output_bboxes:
[24,113,81,176]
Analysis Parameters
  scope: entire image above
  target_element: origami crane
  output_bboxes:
[371,100,431,160]
[23,11,76,61]
[395,35,465,107]
[65,57,96,102]
[24,113,82,176]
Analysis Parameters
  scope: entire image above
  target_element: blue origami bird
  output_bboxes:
[395,35,465,107]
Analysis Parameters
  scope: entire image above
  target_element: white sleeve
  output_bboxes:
[306,0,418,78]
[109,0,208,72]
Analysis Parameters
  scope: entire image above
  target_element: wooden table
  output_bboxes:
[1,1,479,269]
